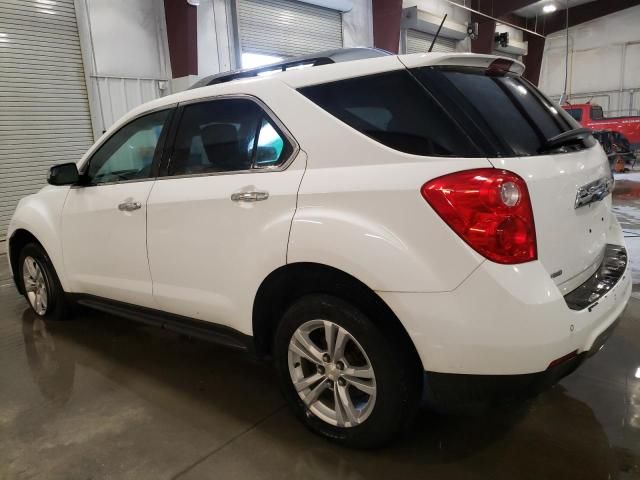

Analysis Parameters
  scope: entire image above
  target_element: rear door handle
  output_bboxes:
[230,191,269,202]
[118,200,142,212]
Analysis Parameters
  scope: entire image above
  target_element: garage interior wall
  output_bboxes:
[237,0,344,59]
[342,0,374,49]
[198,0,372,79]
[401,0,470,52]
[197,0,237,77]
[493,22,524,61]
[74,0,173,136]
[0,0,94,240]
[404,29,457,53]
[539,4,640,116]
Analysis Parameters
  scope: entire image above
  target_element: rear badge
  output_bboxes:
[550,269,563,279]
[575,176,613,209]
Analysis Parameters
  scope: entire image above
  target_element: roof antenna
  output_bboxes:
[428,14,448,52]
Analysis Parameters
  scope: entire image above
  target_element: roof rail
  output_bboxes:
[189,48,391,89]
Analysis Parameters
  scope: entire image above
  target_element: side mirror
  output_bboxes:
[48,162,80,186]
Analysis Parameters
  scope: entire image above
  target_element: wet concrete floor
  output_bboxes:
[1,183,640,479]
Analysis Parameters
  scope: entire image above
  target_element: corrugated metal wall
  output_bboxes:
[76,0,172,136]
[237,0,343,57]
[91,76,168,134]
[0,0,94,239]
[405,29,458,54]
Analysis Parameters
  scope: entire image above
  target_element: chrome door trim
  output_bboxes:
[230,191,269,202]
[118,200,142,212]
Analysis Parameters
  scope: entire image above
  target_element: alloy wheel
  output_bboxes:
[288,319,376,427]
[23,256,48,316]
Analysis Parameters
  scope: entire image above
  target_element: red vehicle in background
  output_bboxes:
[562,103,640,151]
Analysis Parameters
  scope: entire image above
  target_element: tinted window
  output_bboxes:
[299,70,481,157]
[566,108,583,122]
[255,117,286,166]
[412,67,591,156]
[168,99,291,176]
[87,109,170,184]
[591,106,604,120]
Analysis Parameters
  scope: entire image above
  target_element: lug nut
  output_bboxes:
[336,361,344,370]
[317,365,325,375]
[338,378,347,387]
[322,353,331,363]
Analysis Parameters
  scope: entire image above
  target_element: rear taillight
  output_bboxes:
[421,169,537,265]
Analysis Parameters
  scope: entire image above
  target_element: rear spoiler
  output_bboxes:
[398,53,525,76]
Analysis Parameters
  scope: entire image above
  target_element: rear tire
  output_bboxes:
[18,243,71,321]
[274,294,420,448]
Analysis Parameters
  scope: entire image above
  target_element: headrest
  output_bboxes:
[201,123,238,145]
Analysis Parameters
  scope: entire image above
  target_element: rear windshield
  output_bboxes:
[299,66,593,158]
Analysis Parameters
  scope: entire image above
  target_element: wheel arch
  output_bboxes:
[8,229,45,294]
[252,262,423,371]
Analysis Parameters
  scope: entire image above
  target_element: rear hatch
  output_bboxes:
[404,55,611,290]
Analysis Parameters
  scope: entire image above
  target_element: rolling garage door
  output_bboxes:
[237,0,343,58]
[406,29,457,54]
[0,0,93,239]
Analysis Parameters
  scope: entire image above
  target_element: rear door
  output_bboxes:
[146,97,305,333]
[410,64,611,291]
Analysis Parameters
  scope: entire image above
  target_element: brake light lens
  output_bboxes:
[421,169,537,264]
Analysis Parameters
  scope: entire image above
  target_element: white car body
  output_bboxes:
[7,51,631,381]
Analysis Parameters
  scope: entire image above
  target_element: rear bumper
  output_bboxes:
[423,314,621,407]
[378,238,631,376]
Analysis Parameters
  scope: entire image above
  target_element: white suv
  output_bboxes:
[7,49,631,447]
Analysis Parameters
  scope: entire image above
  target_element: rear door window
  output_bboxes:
[167,99,292,176]
[298,70,482,157]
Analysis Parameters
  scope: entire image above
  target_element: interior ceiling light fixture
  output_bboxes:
[543,4,558,13]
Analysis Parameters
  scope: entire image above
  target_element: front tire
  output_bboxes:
[274,294,420,448]
[18,243,71,321]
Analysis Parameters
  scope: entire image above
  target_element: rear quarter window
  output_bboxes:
[298,70,482,157]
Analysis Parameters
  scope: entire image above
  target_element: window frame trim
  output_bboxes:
[157,93,300,180]
[75,105,178,188]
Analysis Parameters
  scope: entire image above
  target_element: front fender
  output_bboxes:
[8,186,70,290]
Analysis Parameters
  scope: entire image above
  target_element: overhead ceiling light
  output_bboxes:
[543,4,557,13]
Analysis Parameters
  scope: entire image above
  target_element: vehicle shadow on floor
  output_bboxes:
[19,307,629,480]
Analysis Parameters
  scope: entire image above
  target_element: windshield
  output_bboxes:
[411,66,595,157]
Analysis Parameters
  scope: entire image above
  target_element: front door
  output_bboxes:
[61,109,172,307]
[146,98,304,333]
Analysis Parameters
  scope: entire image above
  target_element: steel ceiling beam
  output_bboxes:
[458,0,540,19]
[372,0,403,53]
